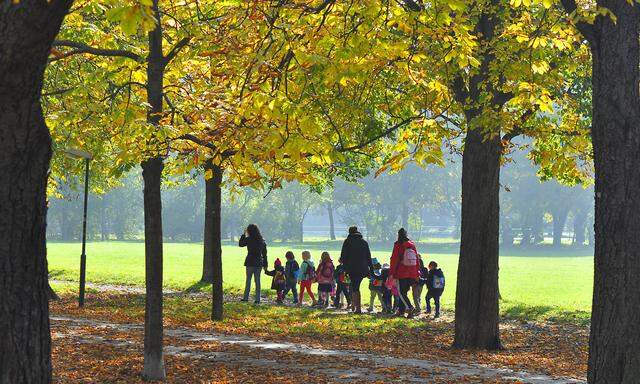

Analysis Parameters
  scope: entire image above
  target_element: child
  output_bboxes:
[425,261,445,318]
[265,258,286,304]
[297,250,317,306]
[282,251,299,304]
[316,251,335,308]
[368,258,385,312]
[379,263,392,313]
[333,259,351,309]
[412,256,428,312]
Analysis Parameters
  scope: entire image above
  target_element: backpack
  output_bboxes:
[432,274,445,289]
[402,247,418,267]
[304,262,316,280]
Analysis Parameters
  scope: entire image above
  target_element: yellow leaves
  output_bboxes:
[106,3,156,35]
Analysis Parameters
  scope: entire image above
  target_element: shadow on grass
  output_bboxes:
[502,303,591,326]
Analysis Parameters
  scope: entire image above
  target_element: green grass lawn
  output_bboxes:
[47,241,594,323]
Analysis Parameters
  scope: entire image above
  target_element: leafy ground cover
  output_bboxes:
[50,282,588,381]
[48,241,593,324]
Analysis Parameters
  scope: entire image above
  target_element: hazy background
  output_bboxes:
[46,150,594,253]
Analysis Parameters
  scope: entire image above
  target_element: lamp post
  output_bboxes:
[63,148,93,307]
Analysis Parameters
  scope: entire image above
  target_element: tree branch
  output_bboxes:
[337,115,422,152]
[52,40,142,61]
[164,37,191,65]
[559,0,594,43]
[501,108,536,142]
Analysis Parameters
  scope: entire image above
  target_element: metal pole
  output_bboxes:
[79,158,90,307]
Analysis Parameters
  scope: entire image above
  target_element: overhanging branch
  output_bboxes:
[53,40,142,62]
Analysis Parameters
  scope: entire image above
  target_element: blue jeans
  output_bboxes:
[243,266,262,302]
[283,282,298,303]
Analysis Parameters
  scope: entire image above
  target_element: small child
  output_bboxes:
[368,258,385,312]
[265,258,287,304]
[282,251,299,304]
[412,256,428,312]
[298,250,317,306]
[425,261,445,318]
[332,259,351,309]
[316,251,335,308]
[380,263,393,313]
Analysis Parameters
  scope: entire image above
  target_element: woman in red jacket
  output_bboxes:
[389,228,420,317]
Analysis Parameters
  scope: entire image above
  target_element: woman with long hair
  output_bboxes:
[389,228,420,318]
[239,224,268,304]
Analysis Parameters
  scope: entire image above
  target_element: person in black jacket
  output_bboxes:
[339,226,373,314]
[239,224,268,304]
[425,260,445,318]
[282,251,300,304]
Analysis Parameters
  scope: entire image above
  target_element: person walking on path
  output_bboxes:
[389,228,420,318]
[425,260,445,318]
[239,224,268,304]
[339,226,373,314]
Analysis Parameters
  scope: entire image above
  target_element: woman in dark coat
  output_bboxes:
[339,226,373,314]
[239,224,268,304]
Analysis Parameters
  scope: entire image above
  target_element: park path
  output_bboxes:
[51,315,584,384]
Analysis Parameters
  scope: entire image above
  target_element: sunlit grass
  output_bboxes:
[48,241,593,324]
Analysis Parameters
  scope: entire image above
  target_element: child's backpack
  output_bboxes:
[402,247,418,267]
[275,271,286,285]
[305,262,316,280]
[433,273,445,289]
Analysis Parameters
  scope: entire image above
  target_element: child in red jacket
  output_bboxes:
[389,228,420,318]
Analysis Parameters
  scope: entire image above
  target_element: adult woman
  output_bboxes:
[389,228,420,318]
[239,224,268,304]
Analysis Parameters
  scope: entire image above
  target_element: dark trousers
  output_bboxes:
[283,281,298,303]
[426,288,443,315]
[333,283,351,306]
[398,278,414,313]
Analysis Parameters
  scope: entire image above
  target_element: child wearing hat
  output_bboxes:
[265,258,287,304]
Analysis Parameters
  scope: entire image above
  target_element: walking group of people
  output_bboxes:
[239,224,445,319]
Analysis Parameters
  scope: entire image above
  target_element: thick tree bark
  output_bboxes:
[142,2,166,379]
[327,202,336,240]
[586,2,640,382]
[202,162,224,320]
[454,129,502,350]
[0,1,72,383]
[551,206,569,247]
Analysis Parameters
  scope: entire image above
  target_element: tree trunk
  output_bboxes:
[142,2,166,379]
[141,158,165,381]
[202,162,224,320]
[0,1,72,383]
[586,2,640,382]
[551,206,569,247]
[573,209,587,246]
[327,202,336,240]
[454,129,502,350]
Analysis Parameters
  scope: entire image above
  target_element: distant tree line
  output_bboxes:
[47,157,593,247]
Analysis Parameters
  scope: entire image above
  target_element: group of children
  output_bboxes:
[264,250,445,318]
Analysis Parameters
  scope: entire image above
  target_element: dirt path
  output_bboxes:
[51,315,584,384]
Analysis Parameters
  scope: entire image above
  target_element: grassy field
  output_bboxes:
[47,241,594,323]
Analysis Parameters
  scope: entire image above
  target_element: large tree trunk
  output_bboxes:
[202,162,224,320]
[327,202,336,240]
[551,206,569,247]
[454,129,502,350]
[0,1,72,383]
[142,2,166,379]
[587,2,640,382]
